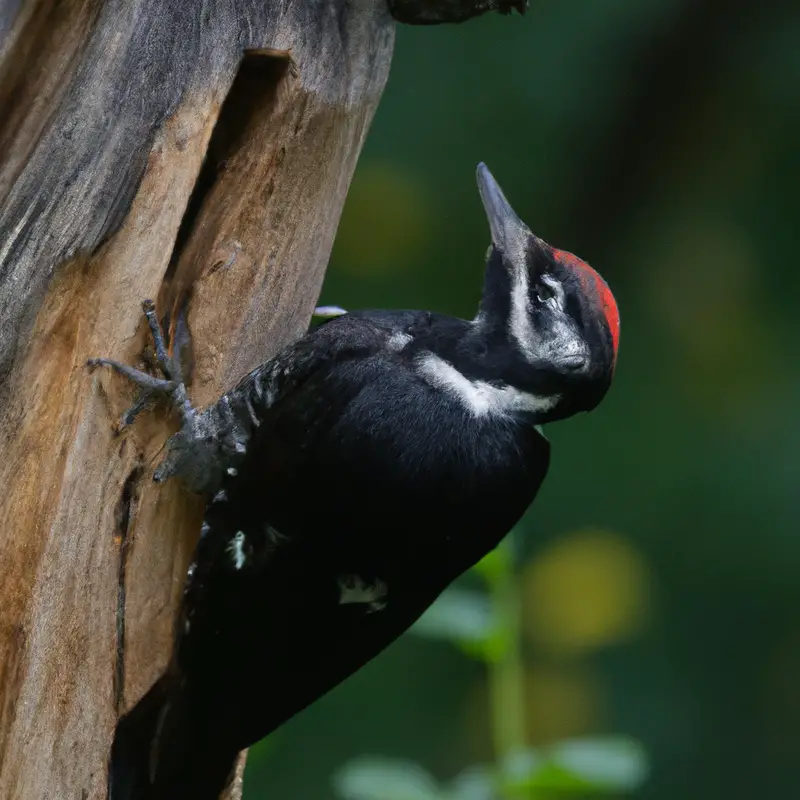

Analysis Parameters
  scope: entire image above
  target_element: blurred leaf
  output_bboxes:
[505,762,594,794]
[501,747,544,783]
[547,736,649,792]
[497,737,648,795]
[447,765,495,800]
[333,757,444,800]
[472,545,513,586]
[411,588,494,647]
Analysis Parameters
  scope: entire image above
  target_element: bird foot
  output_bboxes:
[88,299,212,489]
[87,299,193,431]
[89,299,248,495]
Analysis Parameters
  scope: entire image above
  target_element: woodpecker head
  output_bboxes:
[475,163,620,420]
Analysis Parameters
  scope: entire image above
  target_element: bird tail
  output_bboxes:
[109,676,239,800]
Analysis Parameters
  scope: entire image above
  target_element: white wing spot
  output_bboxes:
[416,353,558,417]
[388,331,412,351]
[227,531,247,570]
[226,467,238,477]
[338,574,388,613]
[244,396,260,427]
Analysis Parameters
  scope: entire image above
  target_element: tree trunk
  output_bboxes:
[0,2,525,799]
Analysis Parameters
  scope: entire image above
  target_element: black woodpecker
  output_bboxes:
[91,163,620,800]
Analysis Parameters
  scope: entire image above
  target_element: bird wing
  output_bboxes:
[176,311,422,658]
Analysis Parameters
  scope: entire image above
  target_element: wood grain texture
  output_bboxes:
[0,1,522,798]
[0,2,393,798]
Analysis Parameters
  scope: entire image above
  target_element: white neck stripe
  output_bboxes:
[416,353,558,418]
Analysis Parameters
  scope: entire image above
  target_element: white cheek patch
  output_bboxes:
[338,574,388,613]
[506,254,588,366]
[507,242,538,362]
[538,315,589,363]
[417,353,557,417]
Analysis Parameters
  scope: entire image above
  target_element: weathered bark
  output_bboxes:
[389,0,527,24]
[0,1,524,799]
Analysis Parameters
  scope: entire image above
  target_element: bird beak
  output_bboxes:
[476,163,531,258]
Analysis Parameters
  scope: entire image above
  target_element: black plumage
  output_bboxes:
[96,164,619,800]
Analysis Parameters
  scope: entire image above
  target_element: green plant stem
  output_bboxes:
[488,537,527,769]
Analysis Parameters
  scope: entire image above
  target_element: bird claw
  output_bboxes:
[87,298,194,430]
[152,437,184,483]
[88,298,239,496]
[117,388,159,433]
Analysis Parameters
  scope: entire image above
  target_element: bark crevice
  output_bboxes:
[114,464,143,716]
[166,50,294,290]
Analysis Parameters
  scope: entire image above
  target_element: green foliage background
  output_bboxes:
[244,2,800,798]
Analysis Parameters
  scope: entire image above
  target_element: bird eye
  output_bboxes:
[535,281,556,305]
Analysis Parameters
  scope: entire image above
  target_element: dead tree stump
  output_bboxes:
[0,2,526,798]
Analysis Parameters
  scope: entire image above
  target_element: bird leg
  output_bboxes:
[88,299,238,495]
[88,299,193,428]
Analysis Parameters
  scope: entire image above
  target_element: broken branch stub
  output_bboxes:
[389,0,528,24]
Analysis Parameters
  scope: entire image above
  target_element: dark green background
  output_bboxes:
[244,2,800,797]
